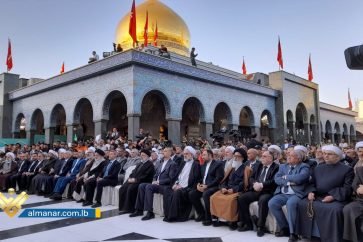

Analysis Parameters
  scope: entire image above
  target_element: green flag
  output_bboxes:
[73,134,77,142]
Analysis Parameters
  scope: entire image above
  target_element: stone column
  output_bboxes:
[44,127,55,145]
[167,119,181,145]
[310,124,317,145]
[291,122,296,141]
[13,131,20,139]
[26,130,36,145]
[201,122,214,144]
[331,132,335,144]
[232,124,239,131]
[128,114,140,141]
[303,123,310,145]
[347,135,351,145]
[94,119,108,139]
[66,124,74,144]
[251,126,261,141]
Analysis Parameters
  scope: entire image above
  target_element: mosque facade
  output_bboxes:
[0,0,357,145]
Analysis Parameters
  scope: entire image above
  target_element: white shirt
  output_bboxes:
[260,164,271,182]
[178,160,194,188]
[203,160,212,184]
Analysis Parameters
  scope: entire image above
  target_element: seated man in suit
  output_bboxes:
[130,147,178,220]
[237,150,279,237]
[10,152,30,193]
[50,151,86,200]
[89,149,121,207]
[268,149,310,241]
[163,146,200,222]
[119,149,155,214]
[19,152,39,193]
[189,149,224,226]
[344,165,363,242]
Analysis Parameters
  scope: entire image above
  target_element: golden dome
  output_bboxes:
[115,0,191,56]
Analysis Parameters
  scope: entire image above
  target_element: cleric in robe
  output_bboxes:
[118,149,155,214]
[296,145,354,242]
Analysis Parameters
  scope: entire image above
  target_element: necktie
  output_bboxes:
[71,159,80,174]
[259,166,268,182]
[29,161,36,172]
[18,161,24,172]
[60,160,67,174]
[283,166,295,193]
[104,161,113,177]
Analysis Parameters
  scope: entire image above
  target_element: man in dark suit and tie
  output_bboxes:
[237,150,279,236]
[268,149,310,241]
[189,149,224,226]
[50,151,86,200]
[91,149,121,208]
[19,152,39,193]
[130,147,178,220]
[10,152,30,193]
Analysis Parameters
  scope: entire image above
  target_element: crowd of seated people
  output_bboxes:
[1,133,363,242]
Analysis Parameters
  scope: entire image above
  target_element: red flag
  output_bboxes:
[60,62,65,74]
[348,89,353,110]
[277,37,283,69]
[6,39,13,72]
[308,54,313,81]
[242,58,247,75]
[153,21,158,47]
[143,11,148,46]
[129,0,137,46]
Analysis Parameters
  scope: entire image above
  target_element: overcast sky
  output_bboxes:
[0,0,362,108]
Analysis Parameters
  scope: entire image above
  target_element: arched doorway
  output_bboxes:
[74,98,94,141]
[14,113,26,138]
[50,104,67,143]
[213,102,232,133]
[31,109,45,144]
[140,90,169,140]
[102,91,128,137]
[286,110,294,140]
[260,110,273,142]
[334,122,341,144]
[239,106,254,140]
[295,103,308,144]
[181,97,205,139]
[325,120,332,142]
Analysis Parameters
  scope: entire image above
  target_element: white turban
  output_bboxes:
[225,146,235,153]
[355,141,363,151]
[48,150,58,158]
[5,152,15,160]
[268,145,282,155]
[152,148,158,153]
[86,147,96,153]
[294,145,308,155]
[322,145,343,159]
[184,146,196,156]
[58,148,66,153]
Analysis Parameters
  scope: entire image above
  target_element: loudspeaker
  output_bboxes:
[345,44,363,70]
